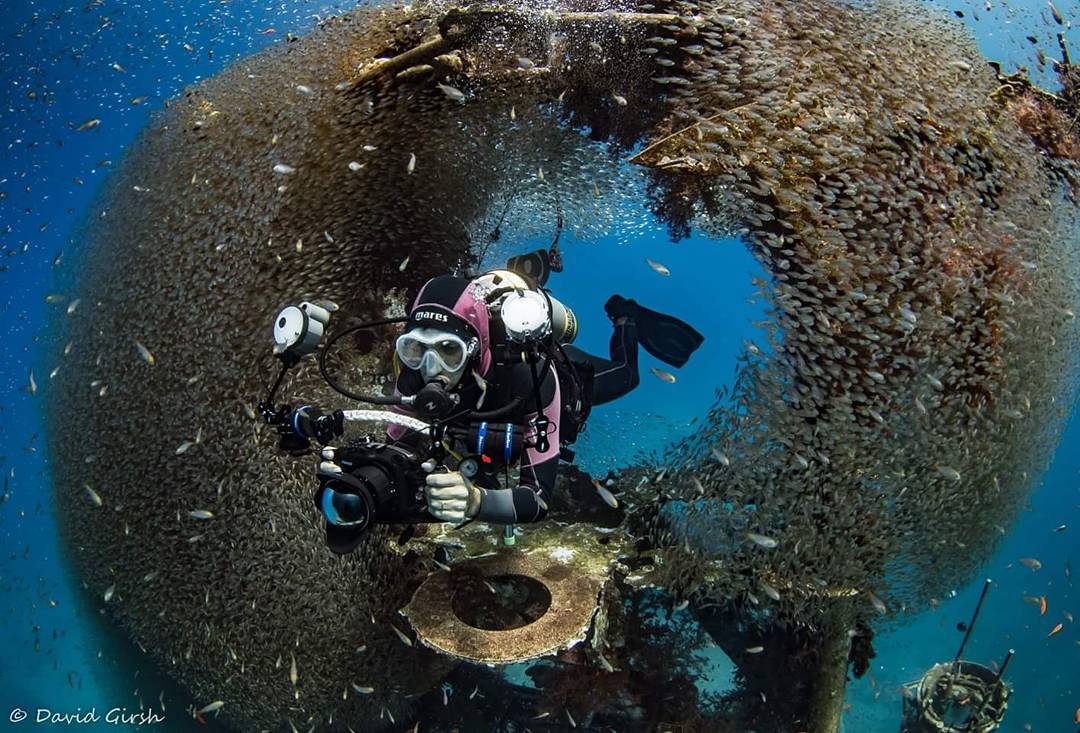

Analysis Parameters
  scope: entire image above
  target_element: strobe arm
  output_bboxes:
[258,300,342,455]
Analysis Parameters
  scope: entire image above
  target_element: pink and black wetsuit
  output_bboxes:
[389,274,560,523]
[471,358,561,523]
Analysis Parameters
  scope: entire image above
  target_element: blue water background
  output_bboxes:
[0,0,1076,730]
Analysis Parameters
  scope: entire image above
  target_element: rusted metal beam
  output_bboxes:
[347,6,686,89]
[348,35,457,89]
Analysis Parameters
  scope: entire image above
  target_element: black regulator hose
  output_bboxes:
[462,397,525,422]
[319,317,529,422]
[318,318,409,404]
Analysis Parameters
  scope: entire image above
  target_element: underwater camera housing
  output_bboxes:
[315,439,430,537]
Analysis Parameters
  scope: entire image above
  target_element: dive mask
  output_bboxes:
[395,329,472,377]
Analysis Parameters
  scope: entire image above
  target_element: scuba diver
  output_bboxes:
[259,248,703,554]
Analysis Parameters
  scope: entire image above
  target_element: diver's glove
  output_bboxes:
[424,471,482,523]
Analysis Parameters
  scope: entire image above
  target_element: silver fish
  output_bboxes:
[84,485,103,506]
[747,532,779,549]
[1048,0,1064,24]
[595,482,618,508]
[196,701,224,715]
[437,84,465,102]
[390,624,413,647]
[1018,557,1042,571]
[650,367,676,383]
[272,163,295,175]
[135,340,155,365]
[646,258,671,276]
[406,153,416,174]
[711,447,731,466]
[936,465,961,481]
[189,510,214,520]
[691,475,705,494]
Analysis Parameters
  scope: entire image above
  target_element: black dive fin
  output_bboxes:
[607,295,704,368]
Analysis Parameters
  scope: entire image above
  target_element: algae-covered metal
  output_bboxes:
[403,522,629,665]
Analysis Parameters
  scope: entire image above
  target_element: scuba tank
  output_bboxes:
[473,269,578,345]
[472,269,590,449]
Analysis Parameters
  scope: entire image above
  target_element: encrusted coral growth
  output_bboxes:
[47,0,1080,730]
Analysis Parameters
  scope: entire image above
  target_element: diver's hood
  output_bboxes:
[403,275,493,374]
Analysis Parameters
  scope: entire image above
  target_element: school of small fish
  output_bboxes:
[16,0,1079,730]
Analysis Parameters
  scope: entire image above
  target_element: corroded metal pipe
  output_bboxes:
[804,612,854,733]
